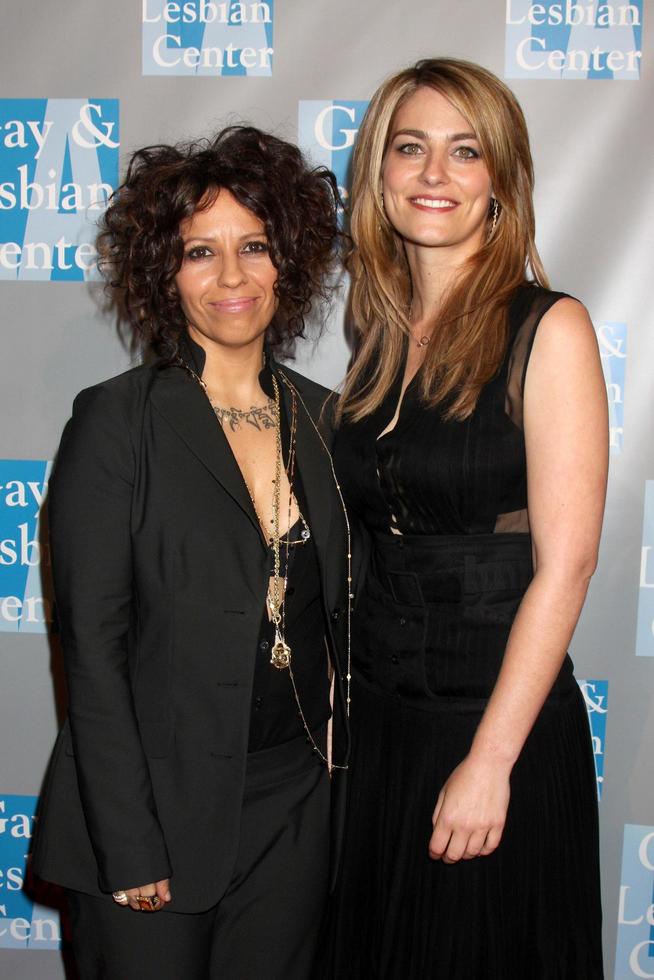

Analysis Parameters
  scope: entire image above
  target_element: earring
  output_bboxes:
[490,197,499,238]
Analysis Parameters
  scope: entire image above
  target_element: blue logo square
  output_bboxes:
[298,101,369,216]
[505,1,643,79]
[615,824,654,977]
[0,460,51,634]
[142,0,274,76]
[578,679,608,799]
[0,99,119,281]
[597,322,627,454]
[0,795,61,949]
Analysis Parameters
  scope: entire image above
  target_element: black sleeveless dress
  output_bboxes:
[321,285,603,979]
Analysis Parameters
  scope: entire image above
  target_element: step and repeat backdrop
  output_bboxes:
[0,2,652,978]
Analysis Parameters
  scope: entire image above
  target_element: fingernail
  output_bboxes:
[165,890,171,902]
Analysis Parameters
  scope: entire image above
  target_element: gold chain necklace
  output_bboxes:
[175,356,351,771]
[278,371,352,765]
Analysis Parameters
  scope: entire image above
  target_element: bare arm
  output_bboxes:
[429,298,608,863]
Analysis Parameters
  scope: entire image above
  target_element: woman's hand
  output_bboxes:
[429,756,511,863]
[112,878,171,912]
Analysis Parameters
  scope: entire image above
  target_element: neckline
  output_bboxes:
[375,346,420,443]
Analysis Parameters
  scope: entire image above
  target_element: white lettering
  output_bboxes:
[142,0,162,22]
[639,831,654,871]
[143,0,270,24]
[579,681,607,713]
[640,547,654,589]
[630,941,654,979]
[71,103,119,151]
[151,31,271,70]
[0,596,22,622]
[0,595,52,625]
[31,916,61,944]
[609,426,623,449]
[606,382,622,404]
[0,238,96,272]
[153,32,182,67]
[0,119,53,160]
[619,885,644,925]
[314,105,358,152]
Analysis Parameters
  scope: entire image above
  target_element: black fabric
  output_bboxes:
[67,728,330,980]
[30,351,351,911]
[248,426,330,750]
[320,285,603,978]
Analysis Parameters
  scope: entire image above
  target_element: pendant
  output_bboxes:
[417,336,430,348]
[271,632,291,670]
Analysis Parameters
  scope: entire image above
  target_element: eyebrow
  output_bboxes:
[392,128,478,142]
[181,232,267,243]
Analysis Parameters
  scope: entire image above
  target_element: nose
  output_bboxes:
[419,147,448,187]
[218,251,247,289]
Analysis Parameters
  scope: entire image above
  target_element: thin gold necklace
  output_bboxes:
[175,357,351,770]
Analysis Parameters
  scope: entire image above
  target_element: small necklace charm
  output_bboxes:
[271,631,291,670]
[416,335,430,348]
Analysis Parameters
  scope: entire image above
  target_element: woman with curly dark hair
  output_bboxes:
[31,126,352,980]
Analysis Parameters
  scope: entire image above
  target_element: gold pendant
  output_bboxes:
[271,636,291,670]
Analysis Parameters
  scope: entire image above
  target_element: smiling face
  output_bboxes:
[175,189,278,356]
[381,86,493,257]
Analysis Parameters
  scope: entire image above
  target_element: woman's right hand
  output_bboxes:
[112,878,171,912]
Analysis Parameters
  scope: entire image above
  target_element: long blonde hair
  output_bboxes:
[338,58,548,423]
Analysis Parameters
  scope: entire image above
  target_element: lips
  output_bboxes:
[410,197,459,212]
[209,297,257,313]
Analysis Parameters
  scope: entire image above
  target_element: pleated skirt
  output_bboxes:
[318,534,603,979]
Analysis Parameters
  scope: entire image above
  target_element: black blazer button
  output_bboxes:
[259,639,270,652]
[331,608,341,622]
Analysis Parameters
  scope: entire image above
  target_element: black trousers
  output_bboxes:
[67,732,330,980]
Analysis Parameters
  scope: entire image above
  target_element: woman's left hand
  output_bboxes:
[428,755,511,863]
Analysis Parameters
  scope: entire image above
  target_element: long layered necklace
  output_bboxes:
[176,356,352,770]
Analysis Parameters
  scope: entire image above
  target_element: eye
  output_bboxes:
[453,145,480,160]
[396,142,424,156]
[242,240,270,255]
[184,245,212,260]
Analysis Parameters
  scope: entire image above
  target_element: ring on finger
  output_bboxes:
[112,891,128,904]
[136,895,161,912]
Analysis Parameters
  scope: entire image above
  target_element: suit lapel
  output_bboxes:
[151,364,265,545]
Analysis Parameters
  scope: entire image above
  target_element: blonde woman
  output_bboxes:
[321,59,606,978]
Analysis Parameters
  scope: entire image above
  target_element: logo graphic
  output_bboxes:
[636,481,654,658]
[505,1,643,79]
[298,101,369,214]
[0,461,52,634]
[0,795,61,950]
[578,679,608,799]
[616,824,654,978]
[597,322,627,454]
[0,99,119,281]
[142,0,274,76]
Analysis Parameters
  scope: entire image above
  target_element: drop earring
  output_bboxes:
[490,197,499,238]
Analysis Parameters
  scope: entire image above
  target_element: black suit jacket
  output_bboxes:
[31,347,352,913]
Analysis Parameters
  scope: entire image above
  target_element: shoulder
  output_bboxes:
[525,291,603,403]
[276,361,338,442]
[70,361,159,419]
[531,292,595,352]
[510,282,578,324]
[511,284,597,379]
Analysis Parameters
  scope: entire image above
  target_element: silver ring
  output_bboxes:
[112,891,128,904]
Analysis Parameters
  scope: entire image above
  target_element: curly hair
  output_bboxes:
[97,126,342,358]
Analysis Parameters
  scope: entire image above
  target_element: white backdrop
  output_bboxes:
[0,3,652,978]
